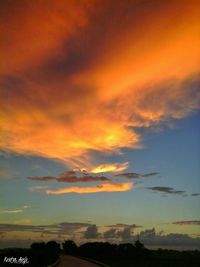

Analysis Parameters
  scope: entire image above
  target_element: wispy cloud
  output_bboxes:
[28,176,55,182]
[46,182,133,195]
[0,205,29,215]
[0,222,91,235]
[0,209,23,215]
[29,186,50,192]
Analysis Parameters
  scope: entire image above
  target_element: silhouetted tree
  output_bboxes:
[46,241,60,254]
[31,242,45,251]
[62,240,78,255]
[135,239,144,249]
[45,241,60,264]
[117,243,136,259]
[31,242,46,266]
[30,241,60,266]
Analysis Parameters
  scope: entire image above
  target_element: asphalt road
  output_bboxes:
[56,255,100,267]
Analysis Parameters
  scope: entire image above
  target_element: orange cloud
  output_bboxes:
[90,162,129,174]
[0,0,200,168]
[90,2,200,101]
[0,0,96,74]
[46,182,133,195]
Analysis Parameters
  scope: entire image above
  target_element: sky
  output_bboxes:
[0,0,200,250]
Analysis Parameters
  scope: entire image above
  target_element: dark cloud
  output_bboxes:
[140,228,156,239]
[61,170,76,176]
[115,173,141,179]
[191,193,200,196]
[28,176,56,181]
[104,227,200,250]
[172,220,200,226]
[139,229,200,250]
[103,226,134,242]
[147,186,185,195]
[115,172,158,179]
[142,172,159,177]
[57,175,110,183]
[117,227,133,242]
[27,170,110,183]
[1,222,200,250]
[106,223,142,229]
[104,224,142,242]
[83,224,99,239]
[103,228,117,239]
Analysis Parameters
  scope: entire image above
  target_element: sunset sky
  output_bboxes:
[0,0,200,250]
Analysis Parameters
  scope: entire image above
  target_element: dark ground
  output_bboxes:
[1,240,200,267]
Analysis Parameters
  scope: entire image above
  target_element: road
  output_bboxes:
[56,255,101,267]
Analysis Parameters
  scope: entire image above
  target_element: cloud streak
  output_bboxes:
[173,220,200,226]
[46,182,133,195]
[142,172,159,177]
[115,172,159,179]
[147,186,185,195]
[28,170,110,183]
[90,162,129,174]
[115,173,140,179]
[0,209,23,215]
[29,186,50,192]
[106,223,141,229]
[0,222,91,236]
[191,193,200,197]
[0,205,29,215]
